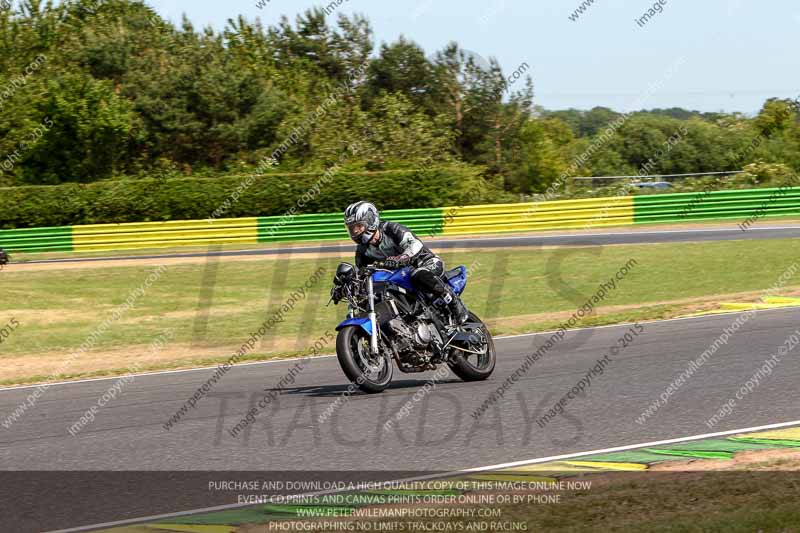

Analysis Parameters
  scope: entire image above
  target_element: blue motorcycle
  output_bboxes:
[330,261,496,393]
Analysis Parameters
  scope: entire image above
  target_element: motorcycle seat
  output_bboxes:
[442,267,463,281]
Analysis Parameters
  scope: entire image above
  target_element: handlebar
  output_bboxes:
[364,262,400,273]
[359,260,408,276]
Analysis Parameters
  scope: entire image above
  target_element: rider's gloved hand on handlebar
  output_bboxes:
[330,286,344,304]
[384,255,410,270]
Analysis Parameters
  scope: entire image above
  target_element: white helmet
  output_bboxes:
[344,201,380,244]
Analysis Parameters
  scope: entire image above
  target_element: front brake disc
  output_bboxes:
[357,338,384,373]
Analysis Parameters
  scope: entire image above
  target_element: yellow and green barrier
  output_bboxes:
[439,196,635,235]
[633,186,800,224]
[0,225,73,253]
[2,187,799,254]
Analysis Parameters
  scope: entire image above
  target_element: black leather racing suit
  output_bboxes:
[355,221,449,302]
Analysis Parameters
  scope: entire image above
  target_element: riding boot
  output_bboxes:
[433,286,468,325]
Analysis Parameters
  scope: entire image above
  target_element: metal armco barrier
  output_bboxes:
[1,187,798,253]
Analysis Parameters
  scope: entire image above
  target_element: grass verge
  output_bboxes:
[371,470,800,532]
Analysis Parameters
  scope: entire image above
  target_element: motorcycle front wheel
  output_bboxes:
[336,326,393,393]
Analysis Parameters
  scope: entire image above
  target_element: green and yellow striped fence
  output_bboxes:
[1,187,798,254]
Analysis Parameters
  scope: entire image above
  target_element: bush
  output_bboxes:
[0,165,494,228]
[739,161,798,187]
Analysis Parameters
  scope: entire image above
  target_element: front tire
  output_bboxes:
[448,312,496,381]
[336,326,393,393]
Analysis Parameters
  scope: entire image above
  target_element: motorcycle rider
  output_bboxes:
[341,201,468,325]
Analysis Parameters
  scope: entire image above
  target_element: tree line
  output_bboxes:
[0,0,798,197]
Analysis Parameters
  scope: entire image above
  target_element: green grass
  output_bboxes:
[515,471,800,531]
[2,238,800,385]
[390,470,800,532]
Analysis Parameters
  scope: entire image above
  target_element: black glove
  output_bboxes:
[330,286,344,304]
[384,255,410,269]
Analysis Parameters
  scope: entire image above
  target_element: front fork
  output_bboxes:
[367,275,379,355]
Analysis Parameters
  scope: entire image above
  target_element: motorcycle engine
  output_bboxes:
[387,317,442,369]
[388,318,438,349]
[414,322,431,346]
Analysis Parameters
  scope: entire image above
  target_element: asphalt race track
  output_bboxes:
[1,307,799,530]
[18,225,800,265]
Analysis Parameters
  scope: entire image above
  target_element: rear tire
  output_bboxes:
[336,326,393,393]
[448,312,496,381]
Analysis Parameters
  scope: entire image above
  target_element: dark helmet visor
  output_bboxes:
[347,222,366,241]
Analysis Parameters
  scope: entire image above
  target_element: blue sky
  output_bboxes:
[147,0,799,113]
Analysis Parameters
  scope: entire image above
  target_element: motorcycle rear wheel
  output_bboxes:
[448,312,496,381]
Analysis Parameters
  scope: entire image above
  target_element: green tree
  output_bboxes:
[365,36,438,113]
[20,74,136,184]
[505,117,574,193]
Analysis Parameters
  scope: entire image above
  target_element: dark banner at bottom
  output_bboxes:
[3,470,800,532]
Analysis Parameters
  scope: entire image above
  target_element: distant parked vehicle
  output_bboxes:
[633,181,672,189]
